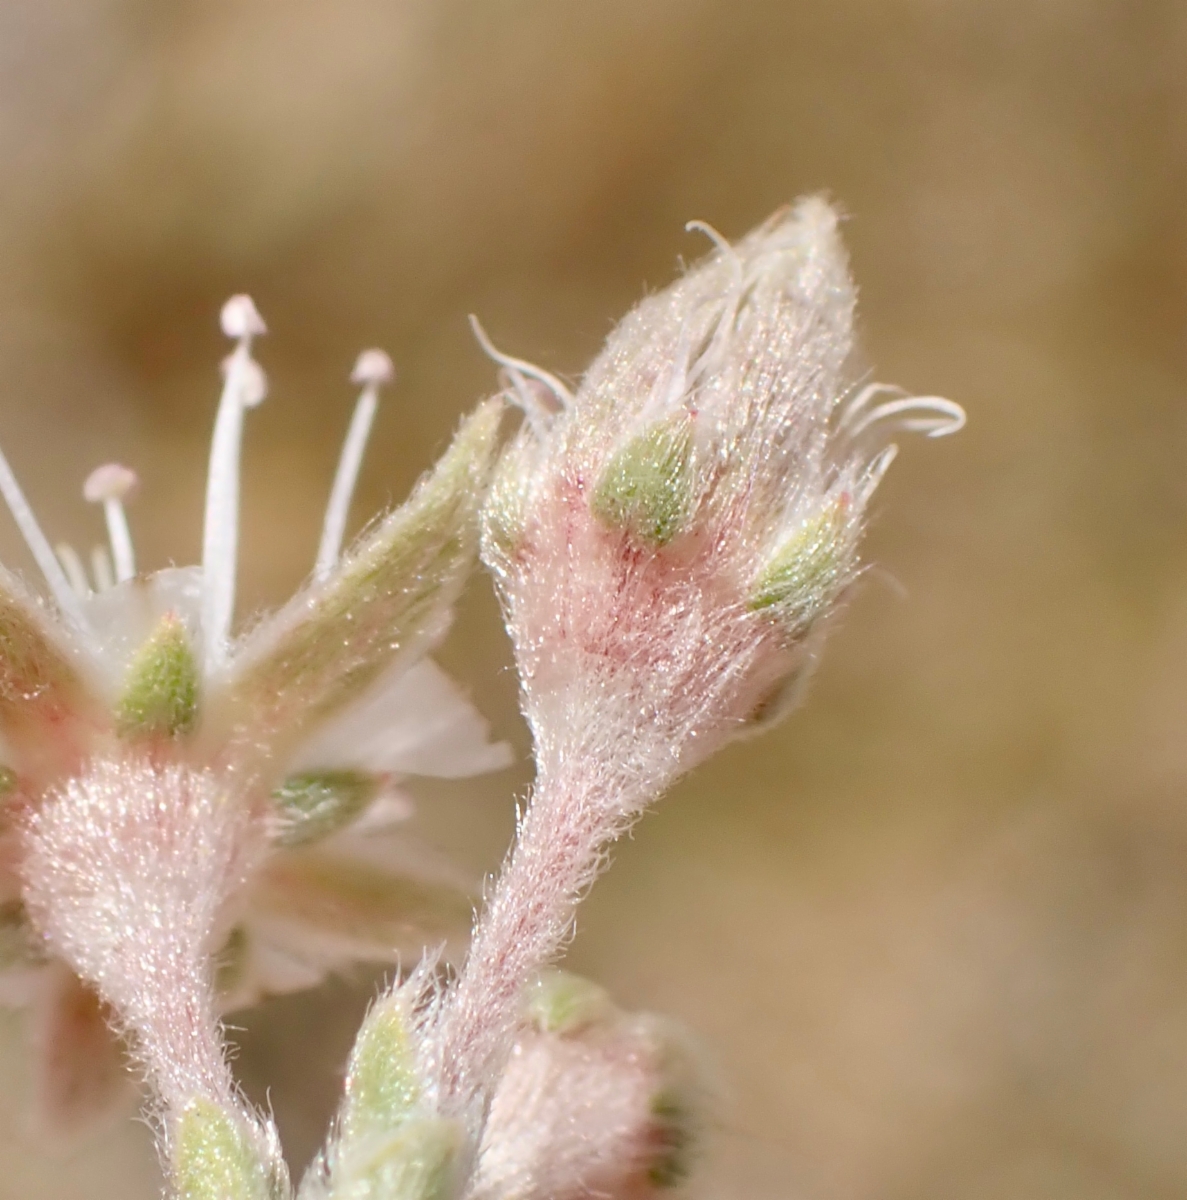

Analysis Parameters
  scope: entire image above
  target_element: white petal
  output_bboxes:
[289,657,512,778]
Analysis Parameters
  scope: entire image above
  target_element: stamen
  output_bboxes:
[469,316,574,413]
[202,295,267,672]
[0,443,89,629]
[83,463,139,583]
[55,543,91,597]
[314,349,394,582]
[90,545,114,593]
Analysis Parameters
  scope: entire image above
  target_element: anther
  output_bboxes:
[314,350,395,582]
[219,295,266,342]
[84,463,139,584]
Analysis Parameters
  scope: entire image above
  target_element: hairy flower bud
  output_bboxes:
[471,973,707,1200]
[481,198,962,787]
[431,202,961,1124]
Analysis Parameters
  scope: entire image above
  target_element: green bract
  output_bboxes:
[749,503,851,631]
[591,418,696,547]
[341,995,422,1144]
[272,771,381,847]
[116,613,200,738]
[174,1098,277,1200]
[329,1119,461,1200]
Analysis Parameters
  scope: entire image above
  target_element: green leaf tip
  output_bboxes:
[272,771,380,847]
[341,995,422,1145]
[173,1098,276,1200]
[331,1118,462,1200]
[591,418,696,546]
[748,501,853,631]
[525,970,615,1036]
[116,613,200,738]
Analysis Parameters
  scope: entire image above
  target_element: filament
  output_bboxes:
[0,444,89,629]
[315,381,382,581]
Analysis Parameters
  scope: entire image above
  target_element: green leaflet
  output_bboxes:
[591,417,696,547]
[221,401,503,764]
[340,995,422,1144]
[116,613,200,738]
[173,1098,277,1200]
[272,771,380,847]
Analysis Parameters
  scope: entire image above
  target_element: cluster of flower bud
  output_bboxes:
[482,197,961,792]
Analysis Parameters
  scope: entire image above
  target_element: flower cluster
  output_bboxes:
[11,199,960,1200]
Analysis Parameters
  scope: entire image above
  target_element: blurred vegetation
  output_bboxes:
[0,2,1184,1197]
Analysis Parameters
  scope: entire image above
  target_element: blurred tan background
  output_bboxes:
[0,1,1184,1196]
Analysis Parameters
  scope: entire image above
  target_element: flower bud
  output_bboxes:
[473,976,708,1200]
[340,990,423,1143]
[480,198,961,788]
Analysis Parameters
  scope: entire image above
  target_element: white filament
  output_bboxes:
[0,444,89,629]
[314,384,380,582]
[201,336,262,672]
[103,499,135,583]
[55,543,91,597]
[91,545,114,592]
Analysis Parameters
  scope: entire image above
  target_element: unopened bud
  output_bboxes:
[525,969,615,1035]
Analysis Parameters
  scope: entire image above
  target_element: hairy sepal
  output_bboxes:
[214,400,503,771]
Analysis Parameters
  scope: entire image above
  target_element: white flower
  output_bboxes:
[0,297,510,1130]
